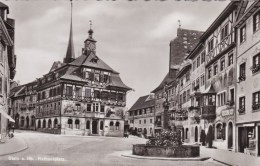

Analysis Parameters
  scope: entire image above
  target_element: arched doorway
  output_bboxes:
[92,120,98,134]
[31,116,35,128]
[26,116,29,128]
[54,118,58,128]
[228,122,233,149]
[208,125,214,148]
[48,119,52,128]
[15,114,19,128]
[43,119,46,128]
[38,120,41,128]
[195,126,198,142]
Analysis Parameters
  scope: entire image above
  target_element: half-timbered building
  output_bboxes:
[35,3,131,137]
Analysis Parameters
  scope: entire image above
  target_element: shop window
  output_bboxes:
[216,123,225,140]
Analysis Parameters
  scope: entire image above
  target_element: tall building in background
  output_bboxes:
[0,2,16,143]
[151,28,203,134]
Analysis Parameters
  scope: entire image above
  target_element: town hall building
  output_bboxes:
[34,2,131,137]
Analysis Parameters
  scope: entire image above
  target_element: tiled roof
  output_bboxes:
[10,85,23,97]
[129,95,155,111]
[60,66,85,82]
[108,73,132,90]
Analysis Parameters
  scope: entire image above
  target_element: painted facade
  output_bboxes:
[235,1,260,157]
[33,6,131,137]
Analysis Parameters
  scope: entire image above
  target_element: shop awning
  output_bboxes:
[0,109,15,122]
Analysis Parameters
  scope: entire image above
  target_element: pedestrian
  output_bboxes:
[11,122,15,133]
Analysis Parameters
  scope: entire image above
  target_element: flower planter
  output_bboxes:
[133,144,200,158]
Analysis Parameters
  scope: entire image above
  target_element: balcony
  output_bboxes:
[252,103,260,111]
[238,75,246,82]
[201,105,216,119]
[250,64,260,74]
[85,112,105,118]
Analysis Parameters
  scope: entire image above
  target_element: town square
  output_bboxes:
[1,0,260,165]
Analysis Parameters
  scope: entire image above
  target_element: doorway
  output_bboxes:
[26,116,29,128]
[195,126,198,142]
[228,122,233,149]
[92,120,98,134]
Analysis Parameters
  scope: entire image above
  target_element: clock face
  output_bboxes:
[89,43,96,51]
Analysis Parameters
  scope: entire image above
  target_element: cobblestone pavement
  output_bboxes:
[0,130,222,166]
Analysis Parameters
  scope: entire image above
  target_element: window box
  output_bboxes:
[250,64,260,74]
[238,75,246,82]
[252,103,260,111]
[226,100,234,106]
[238,108,245,113]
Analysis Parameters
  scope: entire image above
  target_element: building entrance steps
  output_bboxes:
[200,146,260,166]
[0,133,28,156]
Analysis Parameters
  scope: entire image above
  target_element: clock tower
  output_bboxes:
[83,21,96,55]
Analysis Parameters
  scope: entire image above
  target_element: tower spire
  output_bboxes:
[64,0,75,64]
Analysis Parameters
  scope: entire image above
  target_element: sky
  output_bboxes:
[4,0,230,109]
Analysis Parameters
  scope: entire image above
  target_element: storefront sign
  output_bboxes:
[221,109,234,117]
